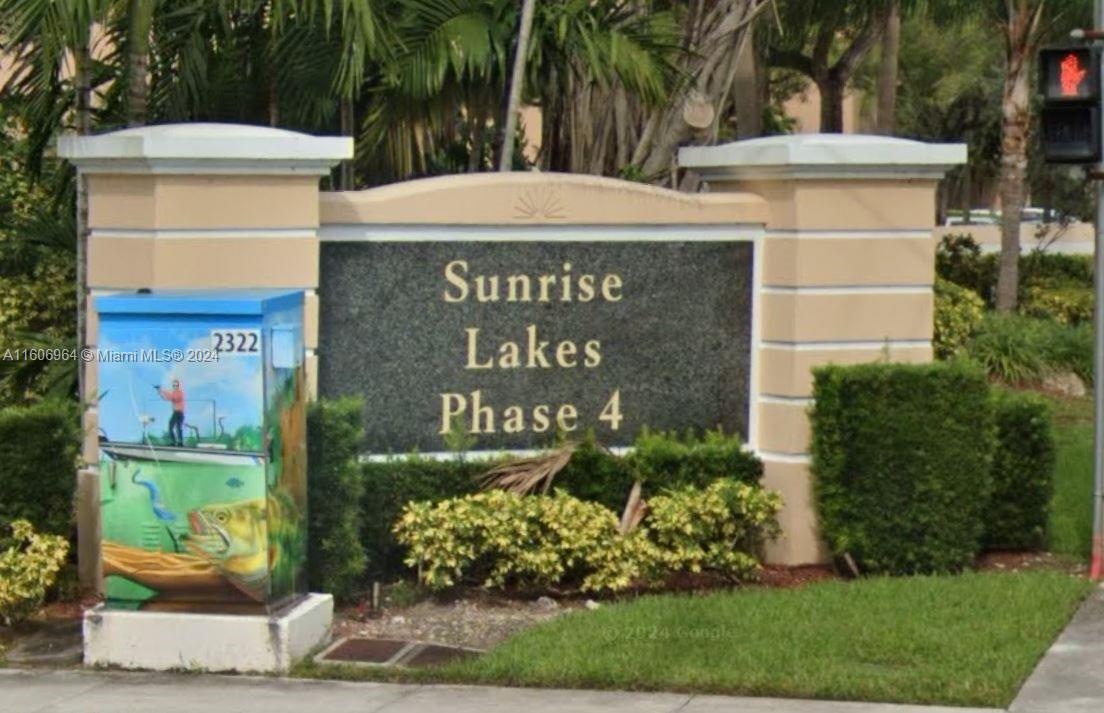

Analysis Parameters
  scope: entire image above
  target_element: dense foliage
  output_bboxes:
[985,389,1055,551]
[965,313,1092,386]
[394,478,781,593]
[810,361,994,575]
[0,520,69,626]
[363,429,761,579]
[0,399,79,537]
[933,277,984,359]
[306,397,367,600]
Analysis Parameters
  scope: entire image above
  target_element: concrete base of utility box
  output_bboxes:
[83,593,333,673]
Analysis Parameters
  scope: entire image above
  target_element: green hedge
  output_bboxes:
[306,398,367,599]
[0,399,79,536]
[985,390,1055,551]
[361,457,481,578]
[810,361,994,575]
[361,429,762,579]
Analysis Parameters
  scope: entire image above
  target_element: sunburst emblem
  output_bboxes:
[513,186,566,221]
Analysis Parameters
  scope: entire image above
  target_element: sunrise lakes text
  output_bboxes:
[437,259,624,436]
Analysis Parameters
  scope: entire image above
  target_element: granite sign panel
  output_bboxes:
[318,240,753,452]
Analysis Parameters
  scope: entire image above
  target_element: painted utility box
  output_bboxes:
[95,290,308,613]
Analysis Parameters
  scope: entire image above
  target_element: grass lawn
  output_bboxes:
[1047,395,1095,559]
[299,572,1091,708]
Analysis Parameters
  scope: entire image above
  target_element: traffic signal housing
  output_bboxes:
[1040,47,1102,163]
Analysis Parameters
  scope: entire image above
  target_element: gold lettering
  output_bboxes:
[506,275,531,302]
[532,404,550,433]
[470,390,495,433]
[443,260,469,302]
[583,340,602,368]
[475,275,499,302]
[556,404,578,432]
[556,341,577,368]
[526,324,551,368]
[601,274,623,302]
[577,274,595,302]
[465,328,492,369]
[498,341,520,368]
[538,274,556,302]
[503,406,524,433]
[439,393,466,433]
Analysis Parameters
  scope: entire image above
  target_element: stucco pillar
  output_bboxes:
[681,135,967,565]
[59,123,350,587]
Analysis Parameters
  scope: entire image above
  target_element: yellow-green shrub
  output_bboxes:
[1022,282,1093,326]
[394,480,781,593]
[394,490,653,592]
[934,278,984,359]
[0,519,69,625]
[646,480,782,579]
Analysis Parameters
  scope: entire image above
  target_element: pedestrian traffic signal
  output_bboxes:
[1039,47,1102,163]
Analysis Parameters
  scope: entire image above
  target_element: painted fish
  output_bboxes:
[131,469,176,522]
[225,477,245,489]
[186,498,269,602]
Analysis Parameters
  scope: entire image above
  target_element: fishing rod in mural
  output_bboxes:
[95,291,308,613]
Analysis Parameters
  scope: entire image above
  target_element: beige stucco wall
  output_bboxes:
[933,222,1094,255]
[692,153,949,564]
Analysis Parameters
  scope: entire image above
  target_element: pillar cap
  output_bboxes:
[679,134,967,181]
[58,123,353,175]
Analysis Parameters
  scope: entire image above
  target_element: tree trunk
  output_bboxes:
[875,0,901,134]
[498,0,537,171]
[818,75,845,133]
[734,30,762,138]
[125,0,155,127]
[995,49,1033,312]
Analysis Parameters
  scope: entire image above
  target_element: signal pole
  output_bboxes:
[1092,0,1104,581]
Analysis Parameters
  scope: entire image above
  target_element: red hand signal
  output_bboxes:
[1060,53,1089,97]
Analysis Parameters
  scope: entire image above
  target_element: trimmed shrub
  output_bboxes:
[306,398,368,599]
[0,399,79,536]
[646,479,781,580]
[985,390,1055,551]
[810,361,994,575]
[361,430,762,578]
[394,480,782,593]
[1022,281,1093,326]
[0,519,69,625]
[553,432,635,512]
[394,489,653,592]
[361,457,481,578]
[934,278,984,359]
[628,428,762,490]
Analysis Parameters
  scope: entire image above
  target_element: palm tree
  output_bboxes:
[497,0,535,171]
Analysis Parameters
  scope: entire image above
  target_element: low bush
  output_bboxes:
[963,313,1092,387]
[937,234,1094,303]
[811,361,994,575]
[0,399,79,537]
[1039,322,1093,387]
[394,489,653,592]
[646,480,781,580]
[394,480,782,593]
[306,398,367,600]
[361,457,481,579]
[934,278,985,358]
[1022,281,1093,326]
[362,430,762,579]
[0,520,69,626]
[628,428,763,491]
[552,433,635,512]
[965,313,1048,384]
[985,390,1055,551]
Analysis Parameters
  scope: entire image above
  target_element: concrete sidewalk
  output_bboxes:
[1010,583,1104,713]
[0,669,999,713]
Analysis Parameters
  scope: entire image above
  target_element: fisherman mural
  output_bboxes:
[95,290,308,613]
